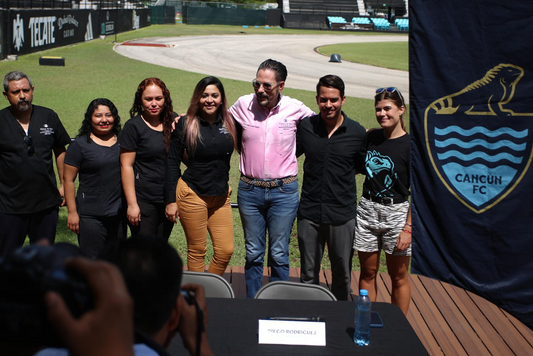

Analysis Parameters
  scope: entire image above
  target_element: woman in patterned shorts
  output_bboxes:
[354,87,412,315]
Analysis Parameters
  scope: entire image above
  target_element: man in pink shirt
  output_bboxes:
[230,59,314,298]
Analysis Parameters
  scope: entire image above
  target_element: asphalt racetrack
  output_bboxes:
[114,34,409,102]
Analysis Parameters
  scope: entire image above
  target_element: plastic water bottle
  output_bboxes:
[354,289,371,346]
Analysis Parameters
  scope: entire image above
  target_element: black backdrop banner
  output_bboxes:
[410,1,533,329]
[9,10,97,56]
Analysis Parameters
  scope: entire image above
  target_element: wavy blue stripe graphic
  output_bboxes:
[435,126,528,138]
[435,138,526,151]
[437,150,523,164]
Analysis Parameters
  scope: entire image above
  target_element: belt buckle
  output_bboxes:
[381,197,394,206]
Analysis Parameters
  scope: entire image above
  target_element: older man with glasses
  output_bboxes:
[230,59,315,298]
[0,71,70,257]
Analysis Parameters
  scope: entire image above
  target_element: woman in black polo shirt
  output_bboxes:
[64,98,126,258]
[120,78,175,241]
[354,87,412,315]
[165,76,237,275]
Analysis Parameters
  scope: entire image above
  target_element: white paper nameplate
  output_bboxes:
[258,319,326,346]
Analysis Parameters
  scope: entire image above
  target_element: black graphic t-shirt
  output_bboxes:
[362,129,410,198]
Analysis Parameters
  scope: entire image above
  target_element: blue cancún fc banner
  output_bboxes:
[410,1,533,329]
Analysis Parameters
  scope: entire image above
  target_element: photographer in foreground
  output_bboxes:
[1,253,135,356]
[0,240,212,356]
[100,237,213,356]
[34,238,212,356]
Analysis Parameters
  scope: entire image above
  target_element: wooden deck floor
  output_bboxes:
[215,266,533,356]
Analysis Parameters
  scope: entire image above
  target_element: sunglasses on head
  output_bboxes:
[252,80,277,91]
[375,87,405,105]
[23,135,34,157]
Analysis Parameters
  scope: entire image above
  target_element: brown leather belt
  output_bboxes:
[240,175,297,188]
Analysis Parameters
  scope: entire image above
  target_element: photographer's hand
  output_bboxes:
[45,258,135,356]
[179,284,214,356]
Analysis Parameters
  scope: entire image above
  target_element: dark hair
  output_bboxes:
[184,76,237,153]
[257,59,287,82]
[316,75,345,98]
[77,98,121,142]
[374,88,406,131]
[129,77,174,153]
[100,237,183,336]
[4,71,33,91]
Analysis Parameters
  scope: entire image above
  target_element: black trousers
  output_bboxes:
[78,214,127,259]
[129,200,174,241]
[0,206,58,258]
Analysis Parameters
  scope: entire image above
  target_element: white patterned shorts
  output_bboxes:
[354,196,411,256]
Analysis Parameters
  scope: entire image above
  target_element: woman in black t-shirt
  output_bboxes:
[120,78,175,241]
[354,87,412,315]
[165,77,237,275]
[64,98,126,258]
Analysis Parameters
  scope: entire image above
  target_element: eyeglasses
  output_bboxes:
[375,87,405,106]
[252,80,278,91]
[24,135,34,157]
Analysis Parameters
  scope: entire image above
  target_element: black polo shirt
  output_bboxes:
[296,112,367,225]
[0,105,71,214]
[165,114,234,202]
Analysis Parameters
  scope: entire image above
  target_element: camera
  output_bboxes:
[181,289,193,305]
[0,243,94,346]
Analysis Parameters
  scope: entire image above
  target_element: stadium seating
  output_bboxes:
[395,18,409,31]
[352,17,371,25]
[281,0,406,31]
[371,17,391,30]
[327,16,347,24]
[287,0,360,17]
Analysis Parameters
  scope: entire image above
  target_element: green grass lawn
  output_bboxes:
[1,24,408,272]
[318,42,409,71]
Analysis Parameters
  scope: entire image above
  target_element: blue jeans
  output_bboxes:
[238,179,299,298]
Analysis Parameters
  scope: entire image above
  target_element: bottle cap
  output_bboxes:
[359,289,368,296]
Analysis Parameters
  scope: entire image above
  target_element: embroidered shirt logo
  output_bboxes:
[219,126,229,135]
[40,124,55,136]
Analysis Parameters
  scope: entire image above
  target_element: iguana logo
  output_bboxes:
[429,63,524,116]
[365,151,397,197]
[425,63,533,213]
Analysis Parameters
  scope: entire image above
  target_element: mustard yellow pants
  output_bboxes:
[176,178,234,275]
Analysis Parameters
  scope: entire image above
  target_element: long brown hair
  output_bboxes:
[184,76,237,153]
[130,77,174,153]
[374,87,406,131]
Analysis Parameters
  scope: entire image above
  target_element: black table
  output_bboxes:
[169,298,429,355]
